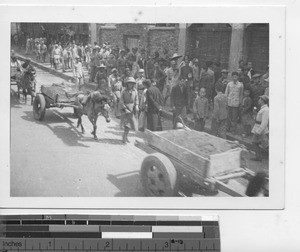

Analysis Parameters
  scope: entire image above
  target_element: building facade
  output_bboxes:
[14,22,269,73]
[95,23,179,58]
[183,23,269,73]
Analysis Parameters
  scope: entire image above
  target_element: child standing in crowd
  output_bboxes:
[193,88,209,131]
[211,84,228,138]
[240,89,253,137]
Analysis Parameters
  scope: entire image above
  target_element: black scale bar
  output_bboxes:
[5,232,101,238]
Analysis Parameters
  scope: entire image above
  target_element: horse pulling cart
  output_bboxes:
[33,82,111,140]
[32,82,80,121]
[140,129,267,197]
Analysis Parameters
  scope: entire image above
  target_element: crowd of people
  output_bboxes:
[20,37,270,161]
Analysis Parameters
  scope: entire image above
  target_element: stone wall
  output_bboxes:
[98,24,180,58]
[147,26,179,57]
[99,27,118,47]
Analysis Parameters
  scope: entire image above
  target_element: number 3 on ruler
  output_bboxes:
[164,242,169,248]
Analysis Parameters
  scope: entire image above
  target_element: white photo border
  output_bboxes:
[0,4,285,209]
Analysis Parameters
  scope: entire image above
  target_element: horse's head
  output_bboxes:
[91,92,111,123]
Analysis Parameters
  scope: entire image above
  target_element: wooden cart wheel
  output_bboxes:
[33,94,46,121]
[140,153,177,197]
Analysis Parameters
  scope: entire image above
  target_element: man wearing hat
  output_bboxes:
[216,69,230,93]
[120,77,139,143]
[170,53,182,67]
[251,95,269,161]
[250,73,265,109]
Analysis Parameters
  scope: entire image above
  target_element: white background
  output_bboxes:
[0,0,299,251]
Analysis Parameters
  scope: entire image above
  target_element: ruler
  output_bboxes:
[0,215,220,251]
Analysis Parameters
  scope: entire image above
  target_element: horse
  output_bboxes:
[17,67,36,105]
[75,91,111,140]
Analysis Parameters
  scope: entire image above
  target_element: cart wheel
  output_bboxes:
[140,153,177,197]
[33,94,46,121]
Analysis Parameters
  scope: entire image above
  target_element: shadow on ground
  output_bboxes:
[107,171,144,197]
[20,110,124,147]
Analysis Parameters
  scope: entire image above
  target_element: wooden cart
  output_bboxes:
[33,82,81,121]
[140,129,260,197]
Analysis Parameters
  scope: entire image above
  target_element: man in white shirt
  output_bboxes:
[225,71,244,134]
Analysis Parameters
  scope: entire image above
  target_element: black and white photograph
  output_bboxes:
[1,5,285,209]
[9,22,271,197]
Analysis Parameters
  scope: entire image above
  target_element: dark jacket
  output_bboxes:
[170,84,188,108]
[146,85,164,113]
[149,67,166,91]
[180,65,193,80]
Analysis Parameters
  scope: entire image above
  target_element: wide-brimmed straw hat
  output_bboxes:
[125,77,136,84]
[259,94,269,104]
[97,63,107,68]
[170,53,182,61]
